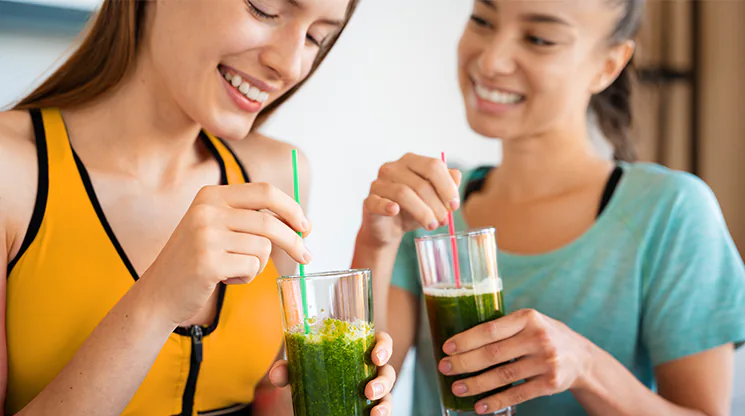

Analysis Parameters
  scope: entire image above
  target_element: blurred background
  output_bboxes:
[1,0,743,414]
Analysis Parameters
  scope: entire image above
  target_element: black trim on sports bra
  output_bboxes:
[72,149,142,282]
[201,131,229,186]
[463,165,625,219]
[218,137,251,183]
[7,109,50,276]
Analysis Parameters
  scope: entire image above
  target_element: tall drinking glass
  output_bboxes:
[415,227,515,416]
[278,269,378,416]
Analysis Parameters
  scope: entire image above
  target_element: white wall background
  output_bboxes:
[2,0,744,414]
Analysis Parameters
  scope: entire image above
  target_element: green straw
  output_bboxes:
[292,149,310,334]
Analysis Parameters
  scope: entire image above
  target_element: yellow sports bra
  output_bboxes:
[5,108,283,415]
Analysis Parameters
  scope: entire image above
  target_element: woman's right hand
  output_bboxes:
[359,153,462,248]
[139,182,312,327]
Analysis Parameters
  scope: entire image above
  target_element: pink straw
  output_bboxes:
[441,152,462,289]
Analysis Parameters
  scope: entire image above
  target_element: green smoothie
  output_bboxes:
[285,318,378,416]
[424,283,507,411]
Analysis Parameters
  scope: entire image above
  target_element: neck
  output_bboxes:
[62,56,206,185]
[489,122,612,202]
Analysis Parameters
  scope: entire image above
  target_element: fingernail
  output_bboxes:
[476,403,489,414]
[438,359,452,374]
[452,382,467,395]
[376,348,389,364]
[428,221,439,231]
[377,406,390,416]
[301,219,310,232]
[450,199,460,211]
[443,341,456,354]
[302,250,313,264]
[372,382,384,398]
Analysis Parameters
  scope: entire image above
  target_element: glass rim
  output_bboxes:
[278,268,371,282]
[414,226,496,242]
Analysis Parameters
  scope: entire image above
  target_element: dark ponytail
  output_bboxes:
[590,0,645,162]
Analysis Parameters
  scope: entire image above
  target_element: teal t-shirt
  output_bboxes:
[391,162,745,416]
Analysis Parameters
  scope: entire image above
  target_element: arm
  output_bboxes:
[439,310,733,416]
[573,343,732,416]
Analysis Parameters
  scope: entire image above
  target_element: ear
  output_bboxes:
[589,40,635,94]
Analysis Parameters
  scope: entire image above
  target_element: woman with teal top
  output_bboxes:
[350,0,745,414]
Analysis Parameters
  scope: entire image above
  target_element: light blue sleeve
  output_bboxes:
[641,172,745,366]
[390,231,423,297]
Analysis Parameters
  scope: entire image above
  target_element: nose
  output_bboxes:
[478,32,517,76]
[260,24,306,84]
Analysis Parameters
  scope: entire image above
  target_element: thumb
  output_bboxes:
[268,360,290,387]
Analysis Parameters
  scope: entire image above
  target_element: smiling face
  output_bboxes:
[142,0,351,140]
[458,0,634,142]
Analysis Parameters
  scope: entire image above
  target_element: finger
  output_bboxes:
[451,357,546,397]
[403,153,461,211]
[440,335,533,375]
[391,164,450,225]
[225,209,311,265]
[365,364,396,401]
[474,378,544,414]
[450,168,463,187]
[444,309,536,355]
[371,393,393,416]
[370,179,438,230]
[268,360,289,387]
[221,231,273,272]
[373,332,393,366]
[364,194,400,217]
[220,252,262,283]
[211,182,310,234]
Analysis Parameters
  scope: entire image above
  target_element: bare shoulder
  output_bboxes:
[228,131,311,205]
[0,110,40,263]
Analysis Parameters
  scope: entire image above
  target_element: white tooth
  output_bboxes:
[224,72,233,82]
[248,86,261,101]
[231,75,242,88]
[239,82,251,95]
[258,91,269,103]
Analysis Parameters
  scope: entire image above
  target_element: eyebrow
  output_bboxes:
[286,0,345,27]
[477,0,571,27]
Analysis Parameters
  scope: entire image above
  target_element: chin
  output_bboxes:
[202,111,257,141]
[464,112,514,140]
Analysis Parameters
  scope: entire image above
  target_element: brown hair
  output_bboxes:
[14,0,360,132]
[589,0,645,161]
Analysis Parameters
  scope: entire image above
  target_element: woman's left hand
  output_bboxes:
[438,308,595,414]
[269,332,395,416]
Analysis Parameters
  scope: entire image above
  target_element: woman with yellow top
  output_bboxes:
[0,0,395,415]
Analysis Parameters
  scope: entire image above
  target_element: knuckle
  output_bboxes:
[424,157,440,173]
[196,185,219,202]
[520,308,540,321]
[260,238,273,259]
[486,343,502,362]
[378,162,394,178]
[545,370,561,390]
[191,204,217,225]
[255,181,274,198]
[392,183,411,201]
[495,364,518,383]
[485,320,501,340]
[509,387,528,405]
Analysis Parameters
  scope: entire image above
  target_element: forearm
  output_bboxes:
[573,345,707,416]
[350,228,401,333]
[18,280,175,416]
